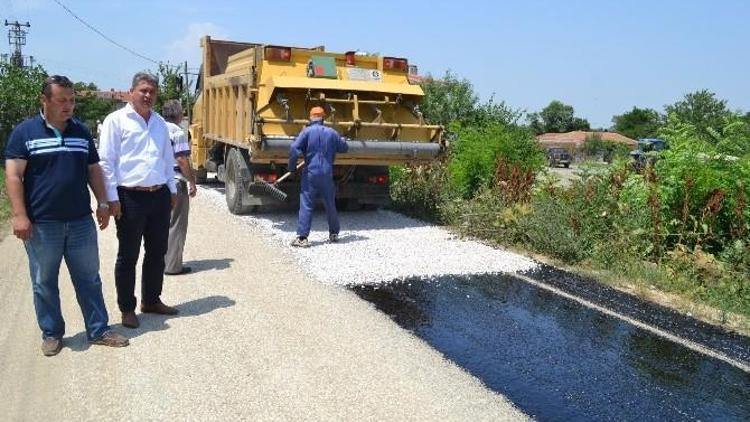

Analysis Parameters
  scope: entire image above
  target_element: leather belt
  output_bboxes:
[119,184,165,192]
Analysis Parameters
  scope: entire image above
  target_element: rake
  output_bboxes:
[247,162,304,202]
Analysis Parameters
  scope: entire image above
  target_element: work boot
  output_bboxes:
[90,331,129,348]
[141,300,179,315]
[41,337,62,357]
[329,233,339,243]
[291,237,309,248]
[121,311,140,328]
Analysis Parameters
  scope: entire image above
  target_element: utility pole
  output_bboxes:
[4,20,31,68]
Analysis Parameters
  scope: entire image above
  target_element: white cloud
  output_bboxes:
[165,22,229,67]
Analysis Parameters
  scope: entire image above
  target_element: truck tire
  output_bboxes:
[225,148,254,215]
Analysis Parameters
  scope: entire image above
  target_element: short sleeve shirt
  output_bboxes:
[166,121,190,178]
[166,121,190,156]
[4,113,98,222]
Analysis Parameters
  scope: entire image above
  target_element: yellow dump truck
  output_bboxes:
[190,36,443,214]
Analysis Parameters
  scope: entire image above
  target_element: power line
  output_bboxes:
[52,0,164,66]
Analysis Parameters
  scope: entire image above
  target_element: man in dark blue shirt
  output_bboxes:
[288,106,349,247]
[4,74,129,356]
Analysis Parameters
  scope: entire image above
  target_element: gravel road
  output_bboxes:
[0,187,528,421]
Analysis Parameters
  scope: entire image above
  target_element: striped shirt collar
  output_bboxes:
[38,110,71,139]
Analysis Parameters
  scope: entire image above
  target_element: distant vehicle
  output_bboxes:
[630,138,667,172]
[547,147,572,168]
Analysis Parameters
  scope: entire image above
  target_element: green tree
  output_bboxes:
[611,106,662,139]
[420,70,521,128]
[73,81,118,133]
[420,70,478,127]
[449,122,544,198]
[153,62,190,114]
[0,63,47,157]
[470,96,524,128]
[528,100,590,134]
[664,90,732,141]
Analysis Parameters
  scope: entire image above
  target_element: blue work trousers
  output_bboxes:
[24,215,110,340]
[297,174,340,238]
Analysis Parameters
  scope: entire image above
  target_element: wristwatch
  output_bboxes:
[97,203,110,210]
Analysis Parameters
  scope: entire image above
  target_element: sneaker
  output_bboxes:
[291,237,309,247]
[329,233,339,243]
[90,331,129,348]
[41,337,62,357]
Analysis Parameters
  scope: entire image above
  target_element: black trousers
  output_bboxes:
[114,186,171,312]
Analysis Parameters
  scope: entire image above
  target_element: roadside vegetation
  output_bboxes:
[393,72,750,329]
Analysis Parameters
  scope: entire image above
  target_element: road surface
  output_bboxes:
[0,189,526,421]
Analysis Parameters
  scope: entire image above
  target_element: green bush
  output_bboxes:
[444,186,531,244]
[581,134,632,162]
[449,122,544,199]
[0,63,47,157]
[656,116,750,255]
[389,162,452,223]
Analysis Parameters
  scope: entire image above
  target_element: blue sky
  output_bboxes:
[3,0,749,128]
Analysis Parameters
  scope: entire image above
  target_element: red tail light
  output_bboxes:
[265,46,292,62]
[345,51,356,66]
[368,175,388,185]
[383,57,408,71]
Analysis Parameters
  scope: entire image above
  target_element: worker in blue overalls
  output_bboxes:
[289,106,349,247]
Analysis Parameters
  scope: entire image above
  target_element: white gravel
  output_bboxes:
[202,185,537,285]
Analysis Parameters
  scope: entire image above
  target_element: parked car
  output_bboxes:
[547,147,572,168]
[630,138,667,172]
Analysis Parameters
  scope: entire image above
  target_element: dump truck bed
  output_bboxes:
[191,36,442,168]
[189,36,443,213]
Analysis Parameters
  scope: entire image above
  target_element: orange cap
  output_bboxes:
[309,106,326,118]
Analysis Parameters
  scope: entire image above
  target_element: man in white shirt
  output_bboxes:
[99,72,179,329]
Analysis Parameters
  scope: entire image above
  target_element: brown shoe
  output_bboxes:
[140,301,179,315]
[121,311,140,328]
[41,337,62,357]
[90,331,129,348]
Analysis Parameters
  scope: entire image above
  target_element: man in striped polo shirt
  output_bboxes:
[4,75,129,356]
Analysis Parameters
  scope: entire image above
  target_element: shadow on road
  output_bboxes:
[64,295,237,350]
[304,233,369,247]
[181,258,234,273]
